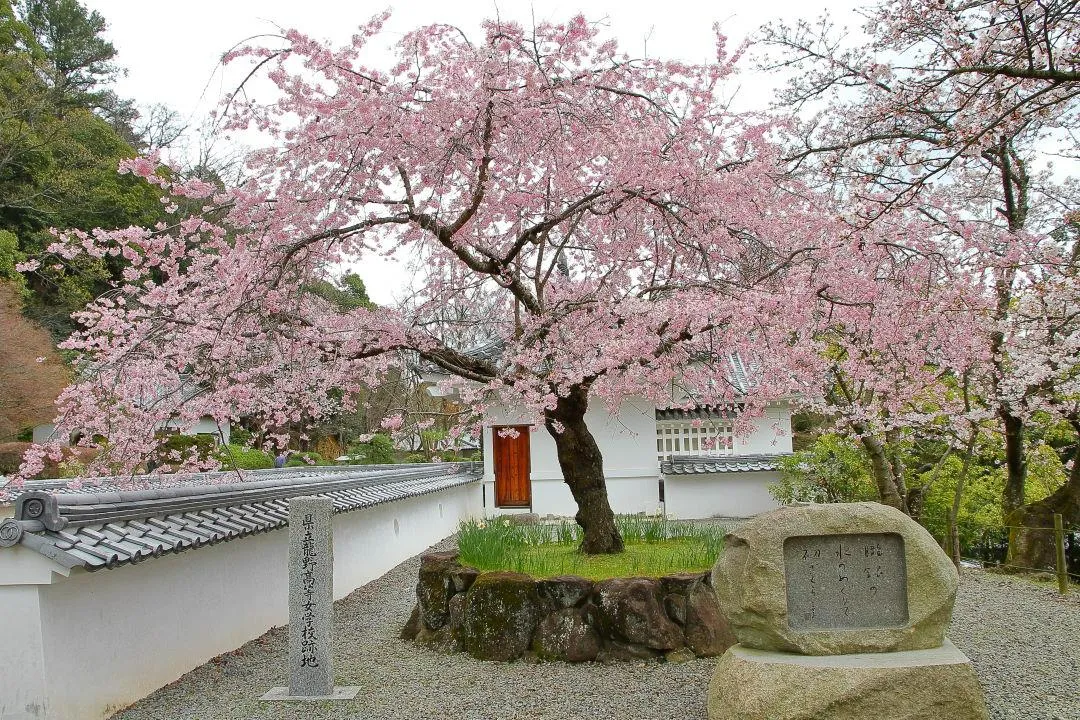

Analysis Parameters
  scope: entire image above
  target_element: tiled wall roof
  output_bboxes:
[0,464,480,572]
[660,454,788,475]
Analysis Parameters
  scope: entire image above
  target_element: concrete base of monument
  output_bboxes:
[260,686,362,701]
[707,639,989,720]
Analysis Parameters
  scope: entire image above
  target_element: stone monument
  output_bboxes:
[707,502,989,720]
[262,496,360,701]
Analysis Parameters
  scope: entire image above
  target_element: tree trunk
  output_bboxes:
[1001,410,1028,517]
[544,385,624,554]
[1008,428,1080,571]
[948,437,977,570]
[855,428,907,513]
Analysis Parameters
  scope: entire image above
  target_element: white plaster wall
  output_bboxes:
[0,584,48,720]
[733,403,792,455]
[482,475,662,517]
[482,398,660,515]
[0,482,481,720]
[663,471,781,520]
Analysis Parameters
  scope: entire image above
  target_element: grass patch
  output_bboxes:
[457,515,728,580]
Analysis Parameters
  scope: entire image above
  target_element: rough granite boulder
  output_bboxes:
[460,572,540,661]
[707,642,989,720]
[712,502,958,655]
[532,607,603,662]
[594,578,684,650]
[684,579,736,657]
[596,639,661,663]
[538,575,594,609]
[416,551,460,630]
[399,603,422,641]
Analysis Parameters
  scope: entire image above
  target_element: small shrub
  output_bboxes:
[771,433,878,504]
[345,433,395,464]
[0,442,99,479]
[215,444,274,470]
[285,451,325,467]
[153,433,216,469]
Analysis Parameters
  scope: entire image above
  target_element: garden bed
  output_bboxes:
[401,518,736,663]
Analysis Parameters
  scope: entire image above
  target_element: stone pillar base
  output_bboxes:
[707,639,988,720]
[261,686,361,701]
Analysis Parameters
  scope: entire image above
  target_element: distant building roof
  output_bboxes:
[660,454,788,475]
[0,463,480,572]
[655,405,736,422]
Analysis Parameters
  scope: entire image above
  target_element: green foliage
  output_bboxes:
[0,230,27,294]
[345,433,395,464]
[228,427,253,446]
[0,1,166,340]
[152,432,215,469]
[284,450,327,467]
[306,273,375,312]
[920,440,1068,550]
[457,515,728,580]
[771,433,878,504]
[215,443,274,470]
[18,0,118,109]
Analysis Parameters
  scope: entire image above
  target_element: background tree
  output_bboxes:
[22,14,834,554]
[762,0,1079,562]
[17,0,119,113]
[0,281,69,440]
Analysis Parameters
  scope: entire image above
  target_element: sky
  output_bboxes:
[81,0,867,303]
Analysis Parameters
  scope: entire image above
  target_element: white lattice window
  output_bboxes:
[656,421,733,462]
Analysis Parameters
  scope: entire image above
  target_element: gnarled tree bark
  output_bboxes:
[544,384,624,554]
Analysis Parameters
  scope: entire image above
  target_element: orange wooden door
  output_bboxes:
[493,425,531,507]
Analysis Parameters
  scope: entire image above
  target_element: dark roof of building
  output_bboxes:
[0,463,480,572]
[1,464,432,499]
[655,405,736,422]
[660,454,788,475]
[420,340,754,396]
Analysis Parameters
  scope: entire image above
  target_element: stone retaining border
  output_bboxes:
[402,551,736,663]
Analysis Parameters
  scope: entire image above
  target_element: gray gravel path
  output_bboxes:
[949,569,1080,720]
[113,543,1079,720]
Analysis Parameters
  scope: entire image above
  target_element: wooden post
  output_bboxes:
[1054,513,1068,596]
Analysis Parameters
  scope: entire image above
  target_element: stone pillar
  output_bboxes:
[262,496,359,702]
[288,497,334,696]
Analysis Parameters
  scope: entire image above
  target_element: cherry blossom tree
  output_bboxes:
[762,0,1080,558]
[997,212,1080,565]
[788,209,991,517]
[17,14,837,553]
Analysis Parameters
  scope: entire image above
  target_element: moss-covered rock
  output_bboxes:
[532,607,602,662]
[684,578,735,657]
[416,551,459,631]
[460,571,540,661]
[594,577,684,651]
[537,575,593,609]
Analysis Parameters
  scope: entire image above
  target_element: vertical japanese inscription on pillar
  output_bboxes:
[784,533,908,630]
[299,513,319,669]
[288,496,333,697]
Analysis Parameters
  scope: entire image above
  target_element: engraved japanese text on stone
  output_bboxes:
[784,533,908,630]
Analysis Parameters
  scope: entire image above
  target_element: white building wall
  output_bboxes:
[0,482,481,720]
[0,583,47,720]
[664,471,781,520]
[733,403,792,454]
[482,398,661,516]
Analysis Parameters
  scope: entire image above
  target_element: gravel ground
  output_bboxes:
[949,569,1080,720]
[112,541,1080,720]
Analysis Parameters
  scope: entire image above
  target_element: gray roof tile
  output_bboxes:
[3,463,480,572]
[660,454,789,475]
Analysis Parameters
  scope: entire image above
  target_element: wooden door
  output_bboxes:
[493,425,531,508]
